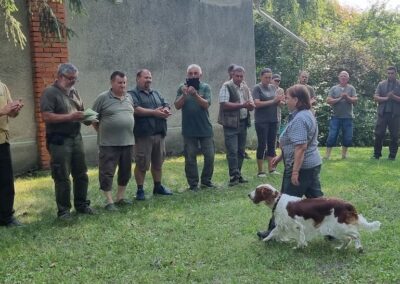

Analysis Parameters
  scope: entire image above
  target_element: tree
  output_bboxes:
[0,0,87,49]
[254,0,400,146]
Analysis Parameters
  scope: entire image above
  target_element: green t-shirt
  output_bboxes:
[176,82,213,137]
[92,90,135,146]
[40,83,83,136]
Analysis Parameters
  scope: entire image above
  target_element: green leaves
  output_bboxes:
[1,0,27,49]
[1,0,86,49]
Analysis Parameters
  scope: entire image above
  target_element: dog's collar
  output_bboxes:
[272,194,281,214]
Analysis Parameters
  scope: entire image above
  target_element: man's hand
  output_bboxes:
[291,171,300,186]
[69,111,84,121]
[187,86,197,95]
[271,155,282,168]
[153,107,171,119]
[243,100,255,110]
[274,92,285,104]
[1,100,22,116]
[181,85,190,97]
[388,91,396,99]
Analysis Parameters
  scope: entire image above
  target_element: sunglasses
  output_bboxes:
[274,79,281,82]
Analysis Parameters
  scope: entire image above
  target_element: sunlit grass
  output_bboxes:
[1,147,399,283]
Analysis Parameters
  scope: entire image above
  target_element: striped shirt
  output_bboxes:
[279,109,321,169]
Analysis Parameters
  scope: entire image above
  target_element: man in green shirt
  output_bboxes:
[175,64,215,191]
[40,63,93,219]
[92,71,135,210]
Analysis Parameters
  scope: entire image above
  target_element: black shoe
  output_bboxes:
[136,189,146,201]
[371,156,380,160]
[115,198,133,206]
[77,206,95,215]
[238,176,248,183]
[200,182,216,189]
[229,176,239,187]
[104,203,119,211]
[153,185,173,195]
[5,217,24,228]
[388,156,396,161]
[58,211,72,221]
[189,185,199,191]
[257,230,271,240]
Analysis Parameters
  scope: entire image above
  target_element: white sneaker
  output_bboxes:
[257,172,267,178]
[269,170,280,175]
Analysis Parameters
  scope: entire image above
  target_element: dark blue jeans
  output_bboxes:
[326,117,353,147]
[223,120,247,178]
[183,136,215,187]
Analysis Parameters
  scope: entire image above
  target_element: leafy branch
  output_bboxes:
[1,0,27,49]
[1,0,87,49]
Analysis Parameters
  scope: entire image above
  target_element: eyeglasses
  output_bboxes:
[62,74,78,82]
[274,80,281,82]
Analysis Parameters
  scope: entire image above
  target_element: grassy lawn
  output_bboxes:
[1,147,399,283]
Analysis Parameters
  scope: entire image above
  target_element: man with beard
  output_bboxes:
[40,63,93,219]
[373,66,400,160]
[129,69,173,200]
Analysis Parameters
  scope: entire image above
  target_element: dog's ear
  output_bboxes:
[261,186,278,206]
[260,186,269,199]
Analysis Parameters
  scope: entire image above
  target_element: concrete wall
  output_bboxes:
[67,0,256,164]
[0,0,256,172]
[0,0,38,174]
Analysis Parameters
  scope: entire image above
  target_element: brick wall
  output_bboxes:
[28,1,69,169]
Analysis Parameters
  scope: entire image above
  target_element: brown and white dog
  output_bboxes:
[248,184,381,251]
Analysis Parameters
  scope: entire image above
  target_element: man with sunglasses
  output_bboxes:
[373,66,400,160]
[40,63,93,219]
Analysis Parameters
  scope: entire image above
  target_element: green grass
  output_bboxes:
[1,148,399,283]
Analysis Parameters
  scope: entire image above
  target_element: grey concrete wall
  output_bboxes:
[67,0,256,164]
[0,0,38,174]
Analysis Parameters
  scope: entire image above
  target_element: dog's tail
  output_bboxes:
[357,214,381,232]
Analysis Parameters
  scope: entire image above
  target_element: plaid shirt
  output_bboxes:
[279,109,321,169]
[219,80,252,119]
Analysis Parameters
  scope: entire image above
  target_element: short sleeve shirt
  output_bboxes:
[219,80,252,119]
[252,83,278,123]
[375,79,400,113]
[129,87,169,137]
[92,90,135,146]
[175,82,213,137]
[40,83,83,136]
[0,81,12,143]
[279,109,321,169]
[328,84,357,118]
